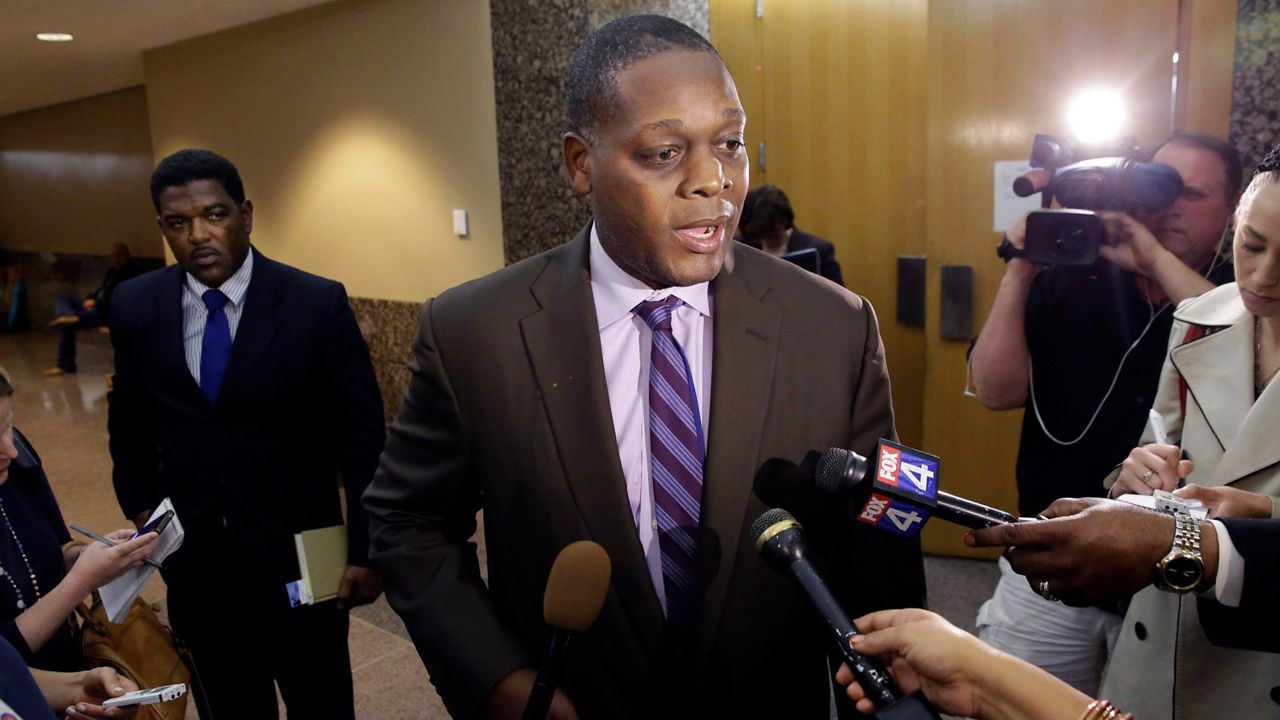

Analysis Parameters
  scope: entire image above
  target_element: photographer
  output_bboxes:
[968,133,1241,694]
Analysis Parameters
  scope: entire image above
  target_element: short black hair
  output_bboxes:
[1237,142,1280,223]
[150,149,246,213]
[565,15,720,142]
[741,184,795,235]
[1151,133,1244,203]
[1258,143,1280,175]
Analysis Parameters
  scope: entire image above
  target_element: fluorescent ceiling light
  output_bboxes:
[36,33,75,42]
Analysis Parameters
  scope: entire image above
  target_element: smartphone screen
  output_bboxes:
[133,510,174,539]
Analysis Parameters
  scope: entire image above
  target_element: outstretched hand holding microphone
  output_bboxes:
[834,609,1118,720]
[753,443,1134,718]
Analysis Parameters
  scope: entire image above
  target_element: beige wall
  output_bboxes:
[0,87,160,258]
[143,0,504,303]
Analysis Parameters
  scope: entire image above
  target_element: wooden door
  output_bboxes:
[920,0,1182,556]
[712,0,930,446]
[710,0,1235,557]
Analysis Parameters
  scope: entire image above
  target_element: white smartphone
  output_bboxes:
[101,683,187,708]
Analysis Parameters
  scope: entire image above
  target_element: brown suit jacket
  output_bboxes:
[364,226,925,719]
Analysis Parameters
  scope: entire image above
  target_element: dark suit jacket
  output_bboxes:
[739,227,844,287]
[364,227,925,719]
[108,249,385,608]
[1198,518,1280,654]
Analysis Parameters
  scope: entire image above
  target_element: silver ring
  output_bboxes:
[1038,579,1058,602]
[1142,470,1153,483]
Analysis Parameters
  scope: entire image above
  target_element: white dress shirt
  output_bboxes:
[1206,519,1245,606]
[589,224,713,613]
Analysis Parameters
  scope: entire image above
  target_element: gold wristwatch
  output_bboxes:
[1154,510,1204,593]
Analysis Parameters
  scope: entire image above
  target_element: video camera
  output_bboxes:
[997,134,1184,266]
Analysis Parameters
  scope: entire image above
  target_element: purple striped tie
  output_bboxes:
[633,296,704,633]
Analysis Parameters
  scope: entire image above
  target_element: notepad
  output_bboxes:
[292,525,347,605]
[100,498,185,623]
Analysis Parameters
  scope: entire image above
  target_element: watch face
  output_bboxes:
[1164,555,1202,590]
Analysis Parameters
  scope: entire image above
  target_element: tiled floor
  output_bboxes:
[0,327,997,719]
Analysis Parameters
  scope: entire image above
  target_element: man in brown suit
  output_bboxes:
[364,15,924,719]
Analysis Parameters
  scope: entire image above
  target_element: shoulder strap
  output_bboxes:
[11,428,41,469]
[1178,324,1210,420]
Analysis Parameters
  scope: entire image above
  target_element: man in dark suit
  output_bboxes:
[1196,517,1280,654]
[108,149,385,719]
[738,183,845,287]
[45,242,143,376]
[364,16,923,720]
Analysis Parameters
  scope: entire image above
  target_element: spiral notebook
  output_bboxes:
[99,498,184,623]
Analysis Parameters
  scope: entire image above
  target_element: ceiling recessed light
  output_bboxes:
[36,33,74,42]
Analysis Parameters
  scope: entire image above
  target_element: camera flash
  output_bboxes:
[1067,88,1126,144]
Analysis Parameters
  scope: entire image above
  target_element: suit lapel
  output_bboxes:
[1171,320,1252,453]
[519,229,666,655]
[1214,378,1280,486]
[156,266,205,405]
[218,250,284,403]
[1189,315,1280,486]
[697,250,780,665]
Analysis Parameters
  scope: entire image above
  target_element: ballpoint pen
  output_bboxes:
[70,524,165,570]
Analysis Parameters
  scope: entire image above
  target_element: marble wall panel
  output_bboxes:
[1230,0,1280,173]
[489,0,710,265]
[348,296,422,425]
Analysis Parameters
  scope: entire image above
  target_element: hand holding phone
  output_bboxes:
[101,683,187,708]
[131,510,174,540]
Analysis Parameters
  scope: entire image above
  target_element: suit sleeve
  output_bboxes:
[321,283,386,567]
[107,286,163,520]
[829,298,927,615]
[1197,518,1280,653]
[362,298,528,719]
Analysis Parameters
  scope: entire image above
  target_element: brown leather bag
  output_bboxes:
[77,594,191,720]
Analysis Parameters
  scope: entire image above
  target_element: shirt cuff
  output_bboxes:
[1206,519,1245,607]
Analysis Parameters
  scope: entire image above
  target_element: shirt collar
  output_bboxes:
[184,247,254,307]
[588,223,711,330]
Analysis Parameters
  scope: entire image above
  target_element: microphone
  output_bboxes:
[817,441,1019,538]
[522,541,611,720]
[751,509,940,720]
[1012,167,1053,197]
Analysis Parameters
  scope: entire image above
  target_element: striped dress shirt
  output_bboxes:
[181,249,254,385]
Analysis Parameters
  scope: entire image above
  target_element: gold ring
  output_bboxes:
[1038,579,1058,602]
[1142,470,1153,482]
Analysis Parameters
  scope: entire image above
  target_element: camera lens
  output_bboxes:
[1052,227,1089,263]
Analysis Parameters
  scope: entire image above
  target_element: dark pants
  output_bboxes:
[53,295,101,372]
[166,569,355,720]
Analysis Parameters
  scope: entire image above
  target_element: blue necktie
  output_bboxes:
[633,296,704,634]
[200,289,231,404]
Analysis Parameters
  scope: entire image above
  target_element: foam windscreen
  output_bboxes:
[542,541,612,633]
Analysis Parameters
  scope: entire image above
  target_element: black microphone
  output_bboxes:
[751,508,941,720]
[522,541,611,720]
[816,441,1019,538]
[1012,167,1053,197]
